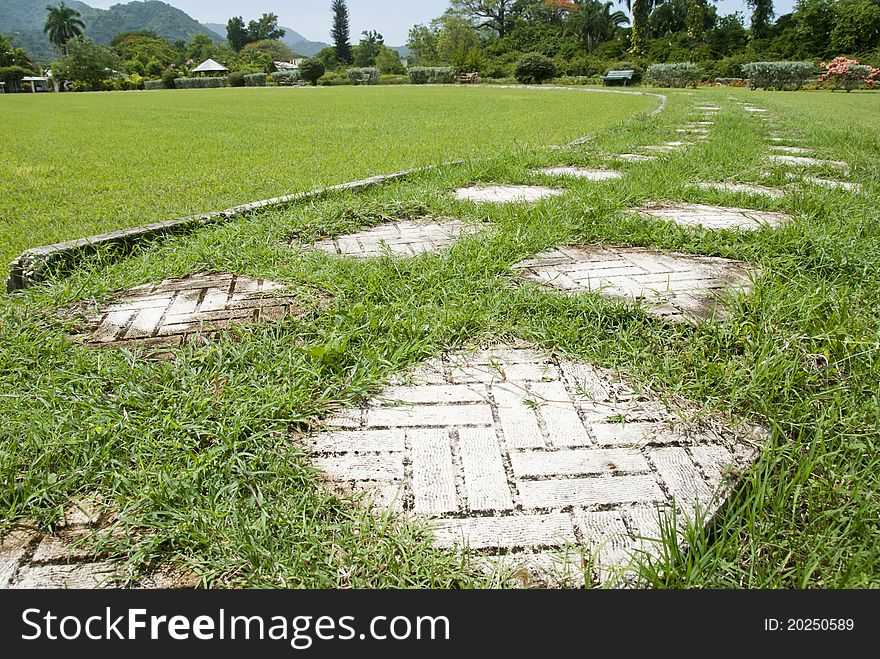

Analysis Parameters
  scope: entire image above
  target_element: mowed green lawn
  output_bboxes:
[0,86,654,270]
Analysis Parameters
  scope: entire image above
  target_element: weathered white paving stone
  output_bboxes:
[532,167,622,181]
[615,153,657,162]
[512,245,755,323]
[635,202,792,231]
[769,155,850,171]
[76,273,303,349]
[696,105,721,111]
[790,174,862,192]
[695,182,785,199]
[309,346,762,586]
[454,185,565,204]
[1,498,198,589]
[306,220,481,257]
[770,145,813,155]
[743,107,768,113]
[687,121,714,126]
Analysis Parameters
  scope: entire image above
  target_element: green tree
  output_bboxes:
[571,1,629,52]
[450,0,520,38]
[795,0,836,58]
[375,46,405,74]
[831,0,880,54]
[247,13,286,42]
[621,0,653,55]
[437,15,481,64]
[242,39,296,62]
[112,33,176,72]
[707,12,748,56]
[331,0,353,63]
[227,17,249,51]
[747,0,775,39]
[353,30,384,67]
[407,24,440,64]
[315,46,342,71]
[298,57,325,85]
[53,38,121,90]
[43,2,86,54]
[687,0,706,42]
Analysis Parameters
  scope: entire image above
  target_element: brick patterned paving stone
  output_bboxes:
[694,182,785,199]
[635,203,792,231]
[308,346,763,586]
[75,273,304,349]
[512,245,755,323]
[769,155,850,171]
[532,167,622,181]
[1,498,197,589]
[453,185,565,204]
[305,220,481,257]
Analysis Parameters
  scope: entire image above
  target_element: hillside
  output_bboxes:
[0,0,219,63]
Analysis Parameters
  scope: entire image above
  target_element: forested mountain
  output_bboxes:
[0,0,219,62]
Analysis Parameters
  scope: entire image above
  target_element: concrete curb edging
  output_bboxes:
[5,85,668,293]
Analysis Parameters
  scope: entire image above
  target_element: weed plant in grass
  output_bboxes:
[1,88,879,587]
[0,86,655,275]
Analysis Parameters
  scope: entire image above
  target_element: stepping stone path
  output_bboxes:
[532,167,622,181]
[695,182,785,199]
[769,155,850,171]
[75,273,302,349]
[512,246,755,323]
[454,185,564,204]
[642,141,690,154]
[1,498,196,589]
[310,345,762,585]
[635,203,792,231]
[304,220,481,258]
[615,154,657,162]
[696,105,721,111]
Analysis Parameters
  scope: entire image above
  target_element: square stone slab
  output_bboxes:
[743,107,768,113]
[789,174,861,192]
[512,245,756,323]
[75,273,303,349]
[309,345,762,586]
[769,155,850,171]
[694,182,785,199]
[634,203,792,231]
[696,105,721,111]
[304,220,481,258]
[532,167,622,181]
[454,185,565,204]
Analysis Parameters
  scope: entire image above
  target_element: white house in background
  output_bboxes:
[191,59,229,76]
[274,58,304,71]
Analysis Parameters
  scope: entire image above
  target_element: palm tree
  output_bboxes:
[43,2,86,54]
[618,0,661,55]
[572,1,630,52]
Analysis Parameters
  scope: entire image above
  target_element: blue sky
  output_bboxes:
[86,1,798,45]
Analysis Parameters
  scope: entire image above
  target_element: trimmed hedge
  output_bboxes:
[319,72,352,86]
[243,73,267,87]
[742,61,815,90]
[271,70,301,84]
[408,67,455,84]
[143,79,164,90]
[346,67,380,85]
[646,62,704,88]
[174,77,228,89]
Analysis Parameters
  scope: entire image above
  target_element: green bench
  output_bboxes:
[601,70,635,86]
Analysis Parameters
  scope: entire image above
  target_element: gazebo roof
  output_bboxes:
[192,58,229,73]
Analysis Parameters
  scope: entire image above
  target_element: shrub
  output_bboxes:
[228,71,245,87]
[174,77,228,89]
[484,64,511,79]
[378,74,409,85]
[742,61,815,90]
[243,73,267,87]
[120,73,144,91]
[514,53,557,84]
[271,70,301,85]
[646,62,705,88]
[407,67,455,84]
[346,67,381,85]
[143,79,164,90]
[299,58,325,86]
[161,69,178,89]
[818,57,880,92]
[318,72,352,86]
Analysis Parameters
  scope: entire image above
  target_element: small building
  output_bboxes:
[191,59,229,76]
[275,58,304,71]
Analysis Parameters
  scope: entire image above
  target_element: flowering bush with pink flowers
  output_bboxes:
[819,57,880,92]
